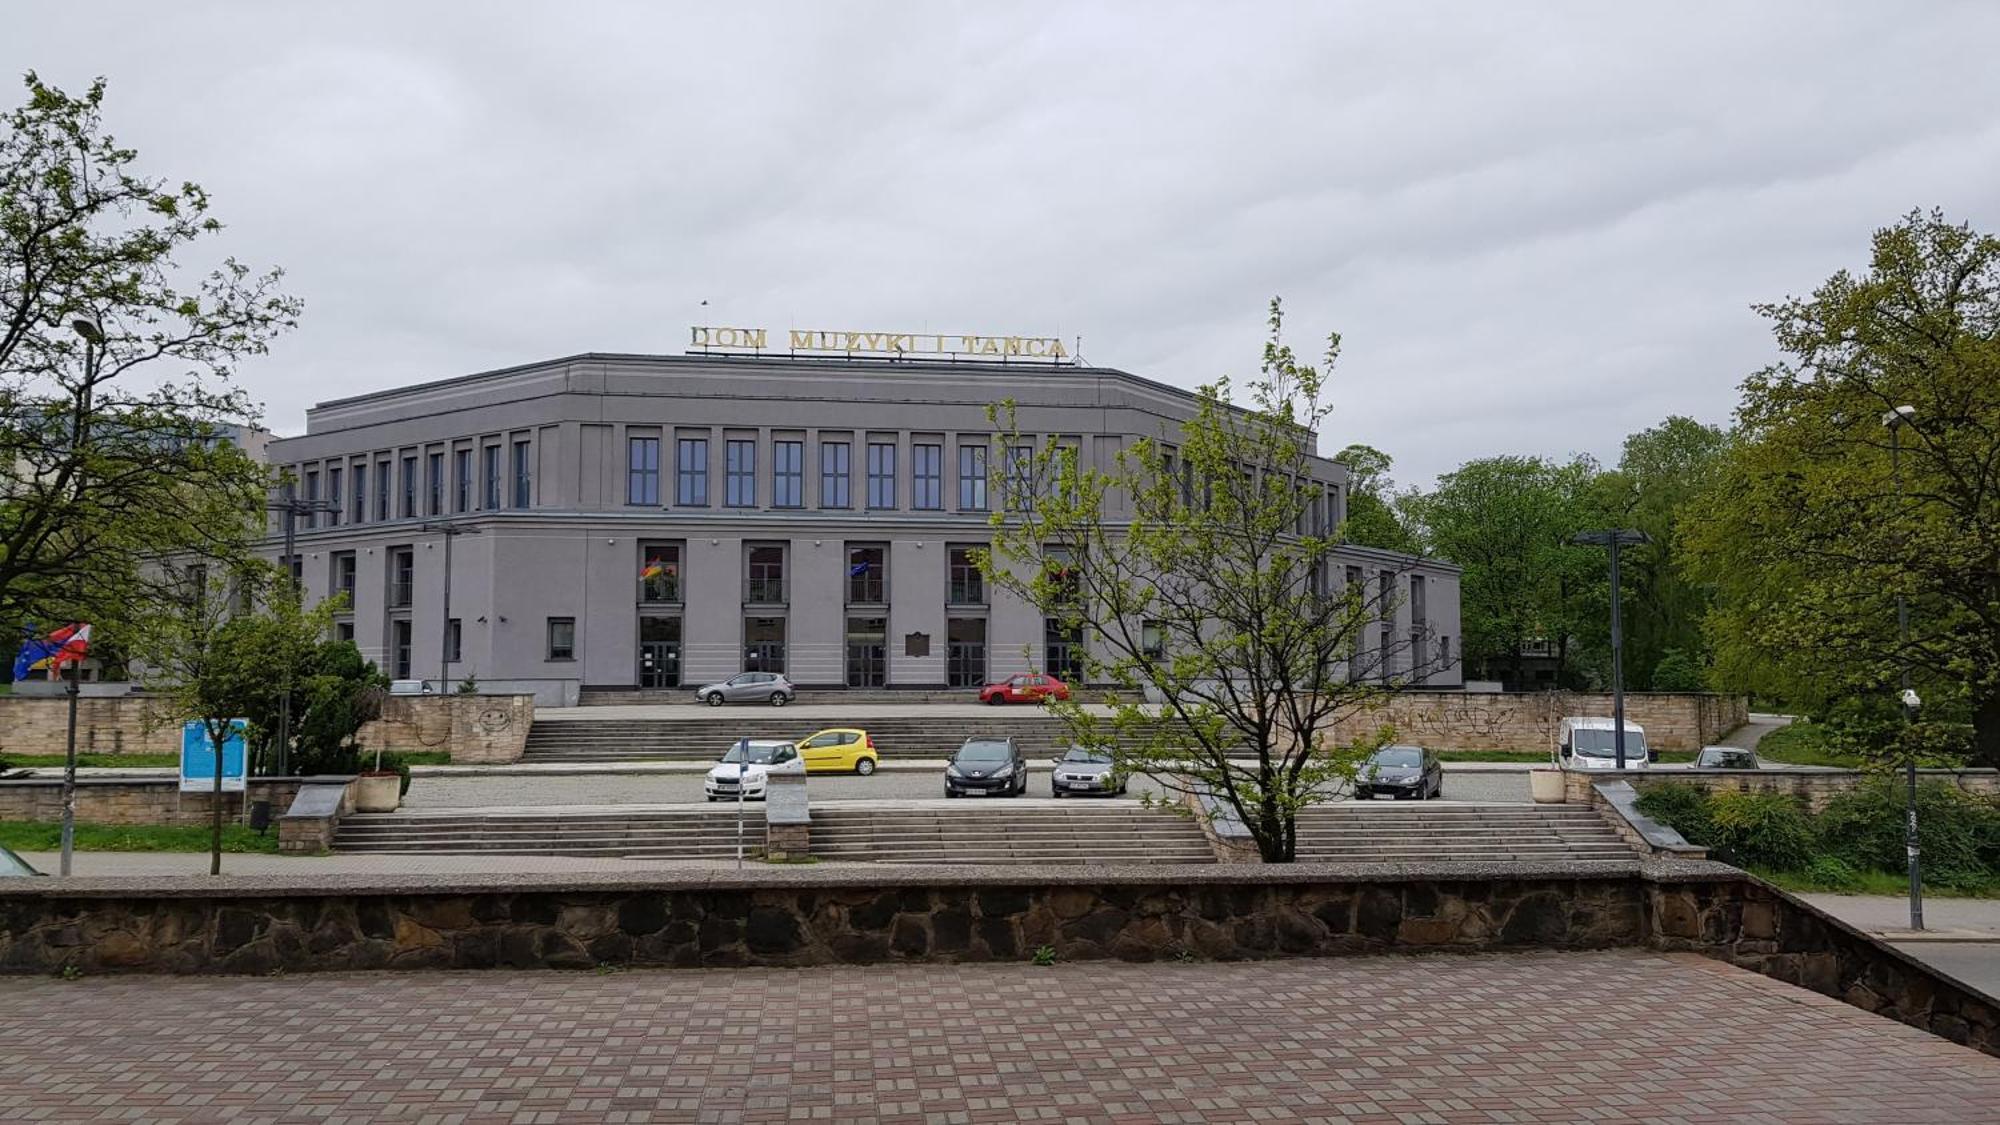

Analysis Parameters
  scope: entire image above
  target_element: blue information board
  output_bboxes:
[179,719,249,793]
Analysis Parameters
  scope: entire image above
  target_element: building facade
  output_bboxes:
[263,352,1462,705]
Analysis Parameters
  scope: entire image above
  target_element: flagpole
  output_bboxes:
[58,320,101,878]
[59,656,79,876]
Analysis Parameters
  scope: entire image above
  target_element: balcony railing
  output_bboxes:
[948,579,984,605]
[389,581,414,608]
[745,578,787,605]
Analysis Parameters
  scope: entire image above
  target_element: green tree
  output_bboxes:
[1331,443,1418,553]
[980,301,1435,862]
[1683,209,2000,765]
[1595,416,1729,687]
[1402,454,1604,687]
[0,72,296,638]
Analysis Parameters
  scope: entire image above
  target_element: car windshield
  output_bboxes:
[1571,729,1645,757]
[1702,750,1757,768]
[1370,748,1422,768]
[957,740,1013,763]
[0,846,39,877]
[720,743,783,764]
[1061,748,1112,764]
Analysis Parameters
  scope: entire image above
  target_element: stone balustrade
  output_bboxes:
[0,775,357,828]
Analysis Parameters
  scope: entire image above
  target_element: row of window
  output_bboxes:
[292,438,534,529]
[629,436,1017,511]
[637,541,988,607]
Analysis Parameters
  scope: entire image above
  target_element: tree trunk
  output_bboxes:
[1256,798,1294,863]
[1974,690,2000,771]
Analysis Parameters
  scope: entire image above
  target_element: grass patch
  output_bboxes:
[391,751,451,767]
[0,753,181,769]
[0,819,282,854]
[1431,749,1696,764]
[1750,866,2000,898]
[1752,722,1865,767]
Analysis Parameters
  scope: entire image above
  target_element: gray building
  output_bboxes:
[263,351,1462,705]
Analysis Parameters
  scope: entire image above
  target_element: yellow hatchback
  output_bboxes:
[797,728,880,775]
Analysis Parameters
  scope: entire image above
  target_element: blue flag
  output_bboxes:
[848,561,871,577]
[13,626,59,682]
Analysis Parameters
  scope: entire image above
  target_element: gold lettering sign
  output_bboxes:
[692,326,1070,363]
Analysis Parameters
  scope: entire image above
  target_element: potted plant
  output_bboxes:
[1529,765,1567,803]
[355,745,402,812]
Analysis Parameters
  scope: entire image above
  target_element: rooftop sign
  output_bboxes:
[690,326,1072,363]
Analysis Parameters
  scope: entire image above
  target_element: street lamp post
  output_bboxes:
[421,521,480,693]
[1571,529,1651,770]
[1885,404,1923,932]
[266,495,338,777]
[57,318,104,877]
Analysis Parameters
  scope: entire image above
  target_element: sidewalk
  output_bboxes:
[1800,893,2000,942]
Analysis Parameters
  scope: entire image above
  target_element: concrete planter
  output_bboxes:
[1529,768,1566,804]
[355,773,401,813]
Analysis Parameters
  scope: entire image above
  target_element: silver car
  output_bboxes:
[1050,745,1126,797]
[695,672,796,707]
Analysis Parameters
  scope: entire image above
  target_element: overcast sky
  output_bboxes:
[10,3,1999,485]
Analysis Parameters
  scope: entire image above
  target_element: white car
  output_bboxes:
[1554,716,1651,771]
[704,739,798,801]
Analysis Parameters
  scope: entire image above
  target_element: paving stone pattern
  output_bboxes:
[0,950,1995,1122]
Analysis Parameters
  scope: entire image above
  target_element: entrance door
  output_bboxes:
[947,617,986,687]
[639,616,681,689]
[744,616,786,674]
[845,616,886,687]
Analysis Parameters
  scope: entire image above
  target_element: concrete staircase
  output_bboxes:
[1292,804,1636,863]
[807,804,1218,865]
[334,807,766,858]
[521,713,1144,763]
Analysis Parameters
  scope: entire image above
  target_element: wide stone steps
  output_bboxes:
[521,714,1161,762]
[1290,805,1636,863]
[334,810,761,857]
[805,807,1215,865]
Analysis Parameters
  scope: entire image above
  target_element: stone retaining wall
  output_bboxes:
[1329,691,1746,752]
[0,776,349,827]
[1564,766,2000,812]
[0,696,180,758]
[358,694,534,764]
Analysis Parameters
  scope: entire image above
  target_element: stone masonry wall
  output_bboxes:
[1329,691,1747,753]
[1564,767,2000,812]
[0,696,181,758]
[0,777,328,827]
[357,694,533,764]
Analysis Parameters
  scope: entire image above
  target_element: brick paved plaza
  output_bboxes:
[1,950,1996,1123]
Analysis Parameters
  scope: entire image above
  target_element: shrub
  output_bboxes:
[1815,779,2000,886]
[1633,783,1716,848]
[1649,650,1706,693]
[1801,855,1858,887]
[1704,790,1816,871]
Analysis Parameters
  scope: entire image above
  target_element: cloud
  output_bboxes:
[8,1,1998,484]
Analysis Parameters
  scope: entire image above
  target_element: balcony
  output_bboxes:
[389,582,414,609]
[947,579,984,606]
[745,578,787,606]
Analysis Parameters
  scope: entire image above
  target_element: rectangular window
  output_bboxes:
[866,442,896,509]
[820,441,850,508]
[773,440,803,508]
[845,616,887,688]
[676,438,708,506]
[445,618,462,664]
[1142,620,1167,661]
[375,459,391,521]
[400,455,417,518]
[1005,443,1034,509]
[725,439,756,507]
[547,617,575,661]
[453,449,471,513]
[350,464,366,523]
[391,620,412,681]
[947,617,987,688]
[427,452,444,516]
[303,470,320,529]
[958,444,988,511]
[336,621,354,644]
[847,544,886,604]
[640,543,681,603]
[1409,575,1428,677]
[332,551,357,603]
[1045,617,1084,684]
[326,466,342,527]
[746,543,785,604]
[511,440,531,508]
[389,547,414,608]
[482,445,501,510]
[948,545,984,605]
[912,443,942,510]
[628,436,661,506]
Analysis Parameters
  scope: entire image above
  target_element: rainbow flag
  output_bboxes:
[640,558,675,581]
[13,623,91,681]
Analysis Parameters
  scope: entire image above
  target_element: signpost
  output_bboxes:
[179,719,248,793]
[734,737,748,871]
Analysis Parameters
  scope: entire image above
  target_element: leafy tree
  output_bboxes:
[0,72,296,638]
[1594,417,1729,687]
[1648,649,1705,692]
[1331,443,1418,553]
[980,301,1436,863]
[1401,454,1604,687]
[201,590,385,776]
[1683,210,2000,766]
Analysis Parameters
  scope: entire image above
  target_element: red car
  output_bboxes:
[979,673,1071,705]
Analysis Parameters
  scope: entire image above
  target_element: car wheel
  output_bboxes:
[704,693,723,707]
[945,787,958,799]
[988,694,1005,705]
[1433,780,1444,800]
[770,692,787,707]
[1354,790,1370,801]
[1051,787,1064,799]
[855,757,877,776]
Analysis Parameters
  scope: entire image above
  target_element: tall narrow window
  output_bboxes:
[746,544,785,604]
[427,452,444,516]
[820,441,850,508]
[640,543,681,603]
[303,471,320,528]
[332,551,356,601]
[390,548,414,608]
[482,445,501,509]
[400,455,417,518]
[847,544,886,603]
[676,438,708,506]
[454,449,471,513]
[725,439,756,507]
[350,463,367,523]
[1005,443,1034,510]
[958,444,987,510]
[326,466,343,527]
[511,440,531,508]
[948,545,984,604]
[547,617,576,660]
[866,442,896,509]
[444,619,462,664]
[912,443,942,510]
[627,436,661,506]
[772,440,803,507]
[375,459,391,521]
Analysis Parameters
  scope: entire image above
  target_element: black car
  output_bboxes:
[945,736,1027,798]
[1354,744,1443,800]
[1050,745,1125,797]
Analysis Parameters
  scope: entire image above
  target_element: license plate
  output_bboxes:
[964,788,988,797]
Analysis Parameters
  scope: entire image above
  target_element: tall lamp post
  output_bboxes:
[1884,404,1923,932]
[421,521,480,692]
[1571,529,1651,770]
[266,494,338,776]
[57,318,104,877]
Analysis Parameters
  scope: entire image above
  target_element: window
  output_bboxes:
[866,442,896,509]
[1378,569,1396,681]
[331,551,357,603]
[725,439,756,507]
[1005,443,1034,509]
[640,543,681,603]
[847,544,886,603]
[820,441,850,508]
[1045,618,1084,684]
[482,445,501,509]
[746,544,785,604]
[350,463,366,523]
[454,449,472,513]
[303,471,320,527]
[336,621,354,644]
[911,443,942,509]
[1142,620,1167,661]
[511,439,531,508]
[547,617,576,660]
[375,459,391,521]
[1045,545,1080,604]
[846,617,887,687]
[445,618,462,664]
[391,619,412,680]
[744,616,785,674]
[427,452,444,516]
[773,440,803,507]
[948,545,984,604]
[1410,575,1428,676]
[676,438,708,506]
[947,618,987,687]
[326,466,342,527]
[628,436,661,506]
[958,444,988,510]
[400,455,417,518]
[389,548,414,608]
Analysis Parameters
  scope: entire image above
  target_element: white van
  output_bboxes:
[1555,717,1651,770]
